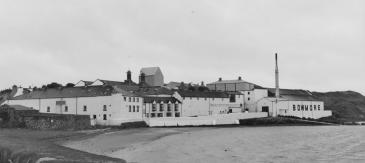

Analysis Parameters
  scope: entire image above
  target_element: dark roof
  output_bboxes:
[11,86,116,100]
[143,97,181,103]
[177,91,230,98]
[268,88,320,101]
[8,105,35,110]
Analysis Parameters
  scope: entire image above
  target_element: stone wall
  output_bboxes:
[24,114,91,130]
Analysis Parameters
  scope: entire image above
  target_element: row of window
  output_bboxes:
[46,105,108,113]
[146,112,181,118]
[182,97,227,101]
[128,105,140,112]
[123,96,140,103]
[293,105,321,111]
[151,103,179,112]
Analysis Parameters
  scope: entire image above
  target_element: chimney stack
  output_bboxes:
[238,76,242,80]
[126,70,132,83]
[139,73,146,85]
[275,53,280,98]
[219,77,222,81]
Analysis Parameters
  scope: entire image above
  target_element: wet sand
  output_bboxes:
[63,126,365,163]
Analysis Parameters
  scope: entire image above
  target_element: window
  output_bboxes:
[128,97,131,102]
[205,98,207,101]
[103,105,107,111]
[137,106,139,112]
[136,98,139,102]
[133,106,135,112]
[314,105,317,110]
[212,98,215,101]
[301,105,304,111]
[167,104,172,111]
[129,105,132,112]
[293,105,296,111]
[174,104,179,111]
[190,97,192,100]
[152,104,157,111]
[158,113,163,117]
[297,105,300,111]
[305,105,308,111]
[83,105,87,112]
[197,97,199,100]
[160,104,164,111]
[93,115,97,119]
[318,105,321,110]
[310,105,313,111]
[183,97,185,100]
[151,113,156,117]
[229,94,236,103]
[248,92,250,95]
[166,112,172,117]
[248,97,250,101]
[47,106,50,112]
[175,112,180,117]
[103,114,107,120]
[65,106,68,112]
[133,97,135,102]
[123,97,127,101]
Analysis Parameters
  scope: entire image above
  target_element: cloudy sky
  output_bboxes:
[0,0,364,94]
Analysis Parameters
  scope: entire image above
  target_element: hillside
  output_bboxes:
[312,91,365,121]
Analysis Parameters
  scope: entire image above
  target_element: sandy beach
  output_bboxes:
[63,126,365,163]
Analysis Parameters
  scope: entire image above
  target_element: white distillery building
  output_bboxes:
[173,91,245,117]
[257,89,332,119]
[6,85,145,126]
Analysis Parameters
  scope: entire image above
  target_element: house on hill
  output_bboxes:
[140,67,164,87]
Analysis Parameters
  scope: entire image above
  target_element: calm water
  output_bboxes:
[66,126,365,163]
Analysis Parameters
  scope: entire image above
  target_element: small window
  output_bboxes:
[305,105,308,111]
[129,105,132,112]
[310,105,313,111]
[103,114,107,120]
[152,104,157,111]
[293,105,296,111]
[204,98,207,101]
[123,97,127,101]
[297,105,300,111]
[136,98,139,102]
[137,106,139,112]
[183,97,185,100]
[190,97,192,100]
[103,105,107,111]
[314,105,317,110]
[160,104,164,111]
[175,112,180,117]
[83,105,87,112]
[301,105,304,111]
[318,105,321,110]
[93,115,97,119]
[174,104,179,111]
[212,98,215,101]
[133,97,135,102]
[167,104,172,111]
[248,97,250,101]
[133,106,135,112]
[47,106,50,112]
[129,97,131,102]
[197,97,199,100]
[64,106,68,112]
[248,92,250,95]
[166,112,172,117]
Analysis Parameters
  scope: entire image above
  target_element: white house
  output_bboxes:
[6,85,144,126]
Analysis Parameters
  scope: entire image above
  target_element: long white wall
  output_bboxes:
[147,112,268,127]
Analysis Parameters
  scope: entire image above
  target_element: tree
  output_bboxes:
[65,83,75,88]
[46,82,63,89]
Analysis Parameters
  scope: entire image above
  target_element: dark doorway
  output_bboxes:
[103,114,107,120]
[262,106,269,113]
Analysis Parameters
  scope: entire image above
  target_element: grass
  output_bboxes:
[0,128,125,163]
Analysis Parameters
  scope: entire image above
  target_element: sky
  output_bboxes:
[0,0,364,94]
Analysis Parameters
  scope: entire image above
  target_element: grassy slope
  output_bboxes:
[312,91,365,121]
[0,128,125,163]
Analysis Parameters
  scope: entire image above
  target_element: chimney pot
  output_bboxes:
[219,77,222,81]
[238,76,242,80]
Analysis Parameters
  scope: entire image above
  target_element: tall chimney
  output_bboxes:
[126,70,132,83]
[139,73,146,85]
[275,53,280,98]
